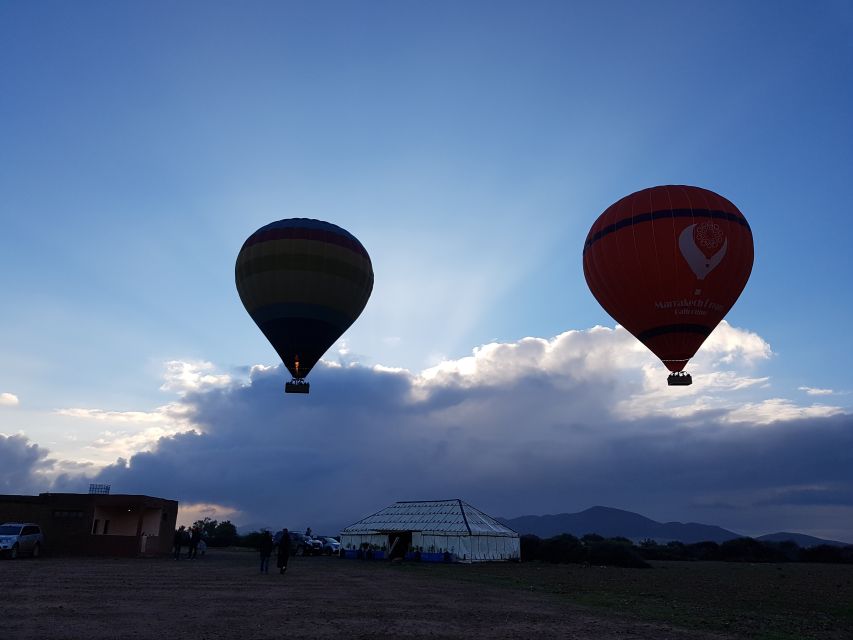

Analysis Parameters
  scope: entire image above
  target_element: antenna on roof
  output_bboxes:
[89,483,111,495]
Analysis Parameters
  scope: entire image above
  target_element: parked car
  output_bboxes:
[318,536,341,555]
[272,531,323,556]
[0,522,44,559]
[304,535,323,556]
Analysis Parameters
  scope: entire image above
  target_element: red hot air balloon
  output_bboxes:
[582,185,754,386]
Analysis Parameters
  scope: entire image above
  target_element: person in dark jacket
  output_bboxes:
[259,530,274,574]
[172,525,184,560]
[276,528,291,574]
[188,526,201,559]
[173,526,185,560]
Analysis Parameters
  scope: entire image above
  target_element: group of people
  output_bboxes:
[170,524,294,575]
[172,525,205,560]
[259,528,290,574]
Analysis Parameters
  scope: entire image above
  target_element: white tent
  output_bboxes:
[340,499,520,563]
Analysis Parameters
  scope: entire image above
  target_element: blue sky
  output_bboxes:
[2,1,852,541]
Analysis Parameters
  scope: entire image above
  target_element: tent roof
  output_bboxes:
[341,499,518,537]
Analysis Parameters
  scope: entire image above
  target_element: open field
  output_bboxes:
[407,559,853,640]
[1,550,851,640]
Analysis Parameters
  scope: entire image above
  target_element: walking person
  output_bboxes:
[188,525,201,559]
[259,530,273,574]
[173,526,185,560]
[181,526,191,556]
[276,528,291,574]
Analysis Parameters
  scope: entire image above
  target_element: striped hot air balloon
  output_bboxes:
[583,185,754,386]
[235,219,374,393]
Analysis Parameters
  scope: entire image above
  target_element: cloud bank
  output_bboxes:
[5,323,852,542]
[0,434,53,493]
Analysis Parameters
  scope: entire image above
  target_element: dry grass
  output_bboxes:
[395,560,853,640]
[2,549,850,639]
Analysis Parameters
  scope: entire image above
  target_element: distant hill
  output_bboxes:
[499,506,850,547]
[236,522,274,535]
[756,532,850,548]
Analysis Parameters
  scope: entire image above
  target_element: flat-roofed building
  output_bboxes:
[0,492,178,557]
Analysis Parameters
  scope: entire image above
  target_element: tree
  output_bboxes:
[192,519,238,547]
[520,534,542,562]
[212,520,238,546]
[193,517,220,540]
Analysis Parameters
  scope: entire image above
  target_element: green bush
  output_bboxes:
[586,540,650,568]
[720,537,787,563]
[540,534,586,564]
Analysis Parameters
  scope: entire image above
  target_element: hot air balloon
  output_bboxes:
[583,185,753,386]
[235,218,374,393]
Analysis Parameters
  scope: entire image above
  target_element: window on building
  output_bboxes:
[103,520,110,535]
[53,510,84,518]
[92,519,100,535]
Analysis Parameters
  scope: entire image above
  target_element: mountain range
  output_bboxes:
[498,506,851,547]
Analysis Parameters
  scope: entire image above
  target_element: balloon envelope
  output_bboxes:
[235,218,374,382]
[583,185,753,373]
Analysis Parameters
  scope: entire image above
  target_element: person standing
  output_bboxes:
[276,528,291,574]
[259,530,273,574]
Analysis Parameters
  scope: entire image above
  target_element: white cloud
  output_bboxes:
[415,321,781,425]
[159,360,232,394]
[249,364,276,377]
[87,425,198,459]
[49,362,229,467]
[799,386,835,396]
[55,403,196,463]
[335,340,350,357]
[0,392,20,407]
[725,398,844,425]
[177,502,243,528]
[699,321,773,366]
[418,326,648,388]
[57,408,167,423]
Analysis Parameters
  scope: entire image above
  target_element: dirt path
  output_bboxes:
[1,551,735,639]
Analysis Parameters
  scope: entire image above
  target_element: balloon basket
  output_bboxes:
[667,372,692,386]
[285,380,310,394]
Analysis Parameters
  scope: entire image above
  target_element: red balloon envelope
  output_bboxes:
[583,185,754,384]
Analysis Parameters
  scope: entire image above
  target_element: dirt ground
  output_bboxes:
[1,550,735,640]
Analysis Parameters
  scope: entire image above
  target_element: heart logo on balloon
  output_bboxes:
[679,222,727,280]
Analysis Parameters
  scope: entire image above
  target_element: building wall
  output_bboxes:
[93,506,141,535]
[340,531,520,563]
[414,533,520,562]
[340,533,388,551]
[142,507,162,536]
